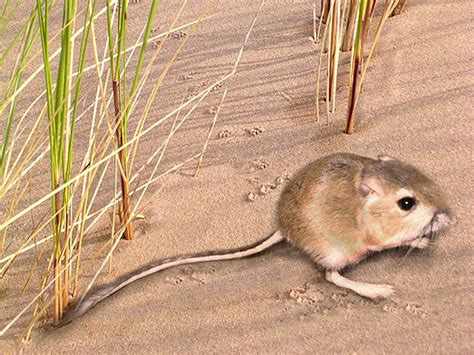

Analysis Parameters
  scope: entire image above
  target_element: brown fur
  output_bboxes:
[278,153,454,270]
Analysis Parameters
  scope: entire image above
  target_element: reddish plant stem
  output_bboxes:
[112,80,134,240]
[345,57,360,134]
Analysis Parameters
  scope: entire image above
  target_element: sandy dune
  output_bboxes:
[1,0,473,353]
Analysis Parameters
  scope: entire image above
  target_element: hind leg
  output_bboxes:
[325,270,394,299]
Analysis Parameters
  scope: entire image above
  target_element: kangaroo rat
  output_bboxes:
[60,153,455,325]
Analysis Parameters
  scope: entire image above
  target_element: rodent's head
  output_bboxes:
[359,155,456,248]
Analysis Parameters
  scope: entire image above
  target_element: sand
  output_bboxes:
[1,0,473,353]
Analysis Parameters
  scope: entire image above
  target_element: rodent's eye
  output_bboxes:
[397,197,416,211]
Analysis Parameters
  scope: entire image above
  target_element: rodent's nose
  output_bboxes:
[436,210,457,226]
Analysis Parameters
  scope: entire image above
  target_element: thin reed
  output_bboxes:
[0,0,262,337]
[315,0,406,133]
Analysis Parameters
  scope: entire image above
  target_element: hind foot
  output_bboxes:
[325,270,395,299]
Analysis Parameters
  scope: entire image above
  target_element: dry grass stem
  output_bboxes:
[194,87,228,177]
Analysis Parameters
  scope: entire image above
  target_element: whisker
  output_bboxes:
[402,244,416,263]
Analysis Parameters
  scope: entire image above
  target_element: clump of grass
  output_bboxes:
[36,0,84,323]
[315,0,407,133]
[0,0,263,337]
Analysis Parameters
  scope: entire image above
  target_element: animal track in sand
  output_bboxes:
[245,173,289,202]
[280,282,331,315]
[165,276,184,285]
[186,91,198,101]
[245,127,263,136]
[380,300,428,318]
[275,279,407,317]
[405,303,428,318]
[211,83,223,92]
[165,266,216,286]
[218,129,232,139]
[259,183,277,195]
[245,182,276,201]
[289,284,325,306]
[247,192,257,202]
[169,31,187,38]
[183,71,197,80]
[252,158,269,170]
[382,301,398,313]
[190,273,207,285]
[208,105,218,114]
[248,176,260,185]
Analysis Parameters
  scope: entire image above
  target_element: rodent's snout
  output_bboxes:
[435,210,457,227]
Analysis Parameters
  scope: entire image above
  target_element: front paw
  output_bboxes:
[408,238,429,249]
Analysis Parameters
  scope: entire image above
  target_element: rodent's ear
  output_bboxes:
[378,154,395,162]
[359,177,385,198]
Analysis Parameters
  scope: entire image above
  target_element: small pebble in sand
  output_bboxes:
[218,129,232,139]
[247,192,257,202]
[151,41,161,49]
[208,105,218,114]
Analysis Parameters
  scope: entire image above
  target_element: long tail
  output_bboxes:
[58,230,284,326]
